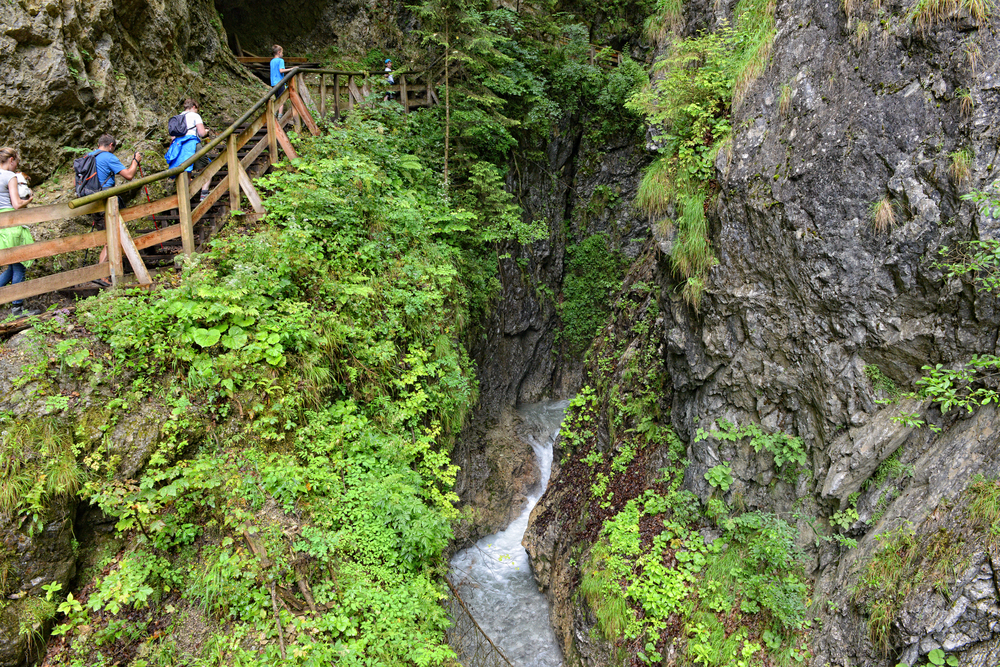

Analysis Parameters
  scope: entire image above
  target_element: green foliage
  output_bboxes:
[927,647,960,666]
[696,420,807,471]
[705,463,733,493]
[559,233,626,354]
[628,0,776,308]
[40,117,509,667]
[865,364,900,402]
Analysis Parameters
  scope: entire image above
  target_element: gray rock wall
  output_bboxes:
[1,0,249,181]
[527,2,1000,666]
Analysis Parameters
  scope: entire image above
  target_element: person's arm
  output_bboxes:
[117,152,142,181]
[7,179,29,209]
[196,122,209,138]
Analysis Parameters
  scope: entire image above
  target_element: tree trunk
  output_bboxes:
[444,18,451,193]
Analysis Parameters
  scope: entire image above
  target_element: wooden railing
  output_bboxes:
[0,63,441,307]
[295,68,439,121]
[0,68,323,306]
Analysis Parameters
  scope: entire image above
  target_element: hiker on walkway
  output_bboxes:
[89,134,142,230]
[165,98,212,201]
[90,134,142,265]
[384,58,394,101]
[0,147,38,317]
[271,45,291,117]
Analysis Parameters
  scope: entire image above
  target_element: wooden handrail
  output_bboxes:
[68,66,307,209]
[0,60,442,306]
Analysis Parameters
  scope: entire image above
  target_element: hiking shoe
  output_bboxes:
[10,306,40,318]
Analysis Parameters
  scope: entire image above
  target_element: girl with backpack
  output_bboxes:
[0,147,37,316]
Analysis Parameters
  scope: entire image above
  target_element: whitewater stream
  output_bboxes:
[449,399,567,667]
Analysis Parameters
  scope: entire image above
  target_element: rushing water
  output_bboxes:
[449,400,568,667]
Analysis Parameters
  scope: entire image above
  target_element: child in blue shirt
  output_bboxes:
[271,45,290,117]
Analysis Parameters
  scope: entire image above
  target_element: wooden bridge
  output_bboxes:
[0,66,439,308]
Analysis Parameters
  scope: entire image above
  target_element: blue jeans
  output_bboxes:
[0,263,25,306]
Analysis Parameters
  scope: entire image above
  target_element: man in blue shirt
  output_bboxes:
[89,133,142,266]
[93,133,142,190]
[270,45,290,117]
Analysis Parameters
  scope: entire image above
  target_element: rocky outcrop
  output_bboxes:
[527,1,1000,666]
[1,0,252,181]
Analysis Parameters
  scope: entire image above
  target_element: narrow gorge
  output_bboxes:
[1,0,999,666]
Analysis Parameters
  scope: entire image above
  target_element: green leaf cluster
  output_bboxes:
[35,115,516,667]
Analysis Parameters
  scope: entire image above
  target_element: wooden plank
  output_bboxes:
[274,122,298,160]
[241,135,269,170]
[237,57,308,64]
[177,172,195,256]
[134,224,182,250]
[267,98,279,166]
[236,163,265,213]
[0,263,111,305]
[0,231,105,266]
[348,76,355,110]
[334,74,341,119]
[227,135,241,212]
[289,89,320,136]
[320,73,326,119]
[121,195,178,222]
[298,76,318,116]
[400,74,409,113]
[0,201,102,230]
[106,197,123,286]
[118,218,152,285]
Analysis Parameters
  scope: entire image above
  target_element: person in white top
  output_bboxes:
[181,98,211,200]
[182,98,209,139]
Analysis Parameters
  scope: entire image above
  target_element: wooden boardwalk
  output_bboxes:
[0,66,440,307]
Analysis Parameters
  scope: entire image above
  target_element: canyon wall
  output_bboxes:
[526,2,1000,666]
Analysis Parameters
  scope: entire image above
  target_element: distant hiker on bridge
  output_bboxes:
[165,98,212,201]
[271,45,291,117]
[384,58,394,101]
[0,147,38,317]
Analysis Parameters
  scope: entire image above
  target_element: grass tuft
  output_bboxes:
[644,0,684,42]
[871,196,897,233]
[958,88,974,117]
[636,157,676,218]
[853,20,871,47]
[778,83,793,116]
[949,148,973,183]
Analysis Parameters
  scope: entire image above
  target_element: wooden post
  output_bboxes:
[348,75,355,111]
[177,171,195,256]
[227,134,241,212]
[291,75,302,134]
[118,218,152,285]
[426,74,432,107]
[334,74,341,119]
[266,98,279,165]
[400,74,409,113]
[320,73,326,119]
[105,196,123,285]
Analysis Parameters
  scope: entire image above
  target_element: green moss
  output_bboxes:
[559,233,626,355]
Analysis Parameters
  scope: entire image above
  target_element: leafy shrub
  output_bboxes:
[559,233,626,354]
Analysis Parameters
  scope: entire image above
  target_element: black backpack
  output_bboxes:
[167,113,188,138]
[73,152,101,198]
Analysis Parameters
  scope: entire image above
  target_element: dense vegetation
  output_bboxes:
[1,111,538,666]
[545,282,813,667]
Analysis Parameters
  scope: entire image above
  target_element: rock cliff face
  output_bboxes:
[525,1,1000,666]
[1,0,253,182]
